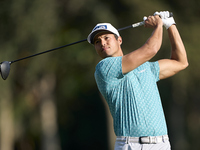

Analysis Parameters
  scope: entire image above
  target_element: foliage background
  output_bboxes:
[0,0,200,150]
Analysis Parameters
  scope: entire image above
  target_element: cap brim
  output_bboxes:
[89,30,113,44]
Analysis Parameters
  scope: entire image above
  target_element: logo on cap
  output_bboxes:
[93,25,107,31]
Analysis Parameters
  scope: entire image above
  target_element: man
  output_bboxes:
[87,11,188,150]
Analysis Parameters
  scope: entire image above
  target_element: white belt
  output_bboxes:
[116,135,169,144]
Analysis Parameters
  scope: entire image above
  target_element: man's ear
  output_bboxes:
[118,36,122,45]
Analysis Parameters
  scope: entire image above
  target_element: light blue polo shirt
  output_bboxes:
[94,56,168,137]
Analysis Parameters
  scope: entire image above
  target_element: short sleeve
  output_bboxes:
[149,61,160,82]
[94,57,124,99]
[95,56,124,82]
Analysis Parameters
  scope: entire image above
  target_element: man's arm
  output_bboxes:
[122,15,163,74]
[158,25,188,79]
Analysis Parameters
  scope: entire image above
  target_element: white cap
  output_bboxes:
[87,23,120,44]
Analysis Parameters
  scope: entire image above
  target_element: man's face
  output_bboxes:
[93,31,122,59]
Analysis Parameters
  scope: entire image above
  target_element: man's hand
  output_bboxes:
[154,11,176,29]
[143,15,163,29]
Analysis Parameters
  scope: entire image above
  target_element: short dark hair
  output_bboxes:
[114,34,119,40]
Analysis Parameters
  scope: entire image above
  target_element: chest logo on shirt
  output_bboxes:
[138,69,146,73]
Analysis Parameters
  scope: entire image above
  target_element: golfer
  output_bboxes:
[87,11,188,150]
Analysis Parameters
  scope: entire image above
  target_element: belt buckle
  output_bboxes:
[139,136,156,144]
[139,136,149,144]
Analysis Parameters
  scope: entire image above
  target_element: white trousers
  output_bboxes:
[114,137,171,150]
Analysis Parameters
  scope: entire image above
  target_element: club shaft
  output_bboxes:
[4,12,174,64]
[10,39,87,64]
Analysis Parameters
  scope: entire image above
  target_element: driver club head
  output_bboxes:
[0,61,11,80]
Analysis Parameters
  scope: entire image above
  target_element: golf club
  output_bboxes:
[0,12,173,80]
